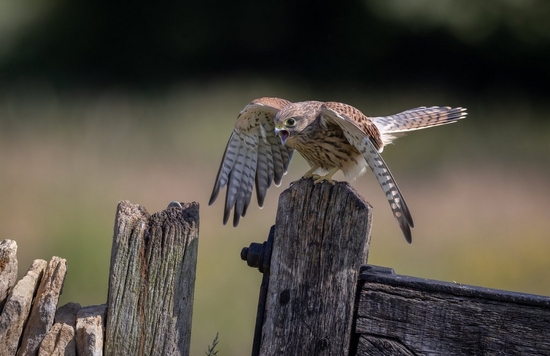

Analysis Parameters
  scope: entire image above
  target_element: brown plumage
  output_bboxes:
[209,97,467,243]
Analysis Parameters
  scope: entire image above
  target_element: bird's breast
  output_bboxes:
[288,128,363,174]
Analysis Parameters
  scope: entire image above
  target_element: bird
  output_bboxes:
[209,97,467,243]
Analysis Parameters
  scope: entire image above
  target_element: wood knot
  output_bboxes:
[279,290,290,305]
[317,338,329,351]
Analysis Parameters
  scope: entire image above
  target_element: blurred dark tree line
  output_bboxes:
[1,0,549,97]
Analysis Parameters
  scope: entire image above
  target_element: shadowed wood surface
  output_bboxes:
[259,179,372,356]
[105,200,199,356]
[356,267,550,355]
[38,302,80,356]
[76,304,107,356]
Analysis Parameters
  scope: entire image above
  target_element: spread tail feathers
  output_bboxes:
[371,106,467,146]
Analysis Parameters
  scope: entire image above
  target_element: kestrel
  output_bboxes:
[209,98,467,243]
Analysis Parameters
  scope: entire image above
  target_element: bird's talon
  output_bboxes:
[312,175,335,185]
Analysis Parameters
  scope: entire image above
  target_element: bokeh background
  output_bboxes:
[1,1,549,354]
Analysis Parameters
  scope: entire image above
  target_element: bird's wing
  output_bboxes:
[209,97,294,227]
[321,102,414,243]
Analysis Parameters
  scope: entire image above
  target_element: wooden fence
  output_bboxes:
[0,201,198,356]
[1,179,549,355]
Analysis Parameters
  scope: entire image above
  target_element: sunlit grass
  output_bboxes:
[0,77,549,355]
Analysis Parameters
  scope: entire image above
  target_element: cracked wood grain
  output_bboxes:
[104,200,199,356]
[259,179,372,356]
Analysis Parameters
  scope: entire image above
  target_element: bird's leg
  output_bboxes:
[302,165,321,179]
[312,167,340,185]
[289,165,320,186]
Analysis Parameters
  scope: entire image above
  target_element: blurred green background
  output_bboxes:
[1,1,549,355]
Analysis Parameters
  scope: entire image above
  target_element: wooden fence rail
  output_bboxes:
[357,265,550,355]
[242,179,550,356]
[1,179,549,355]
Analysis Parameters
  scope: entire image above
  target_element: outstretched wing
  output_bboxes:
[209,97,294,227]
[321,102,414,243]
[371,106,467,146]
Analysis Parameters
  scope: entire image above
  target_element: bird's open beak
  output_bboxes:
[275,127,290,145]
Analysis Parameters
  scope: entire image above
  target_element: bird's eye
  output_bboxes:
[285,118,297,127]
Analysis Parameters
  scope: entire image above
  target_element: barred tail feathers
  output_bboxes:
[371,106,467,146]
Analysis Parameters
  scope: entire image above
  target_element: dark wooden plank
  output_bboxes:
[357,334,415,355]
[104,201,199,356]
[356,266,550,355]
[259,179,372,356]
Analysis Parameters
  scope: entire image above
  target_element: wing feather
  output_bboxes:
[240,145,258,218]
[321,103,414,243]
[255,140,272,207]
[267,135,286,186]
[209,131,240,205]
[210,97,294,226]
[223,143,247,224]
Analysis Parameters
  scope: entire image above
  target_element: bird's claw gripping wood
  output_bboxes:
[302,165,321,179]
[310,167,339,185]
[209,97,467,242]
[311,174,335,185]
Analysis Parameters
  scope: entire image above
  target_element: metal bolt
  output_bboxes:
[240,225,274,274]
[241,243,264,269]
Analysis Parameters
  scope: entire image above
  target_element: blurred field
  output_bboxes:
[1,77,549,355]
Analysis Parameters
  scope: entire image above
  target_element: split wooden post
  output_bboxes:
[258,179,372,355]
[104,201,199,356]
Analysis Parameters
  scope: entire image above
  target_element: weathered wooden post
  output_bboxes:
[243,179,372,355]
[104,200,199,356]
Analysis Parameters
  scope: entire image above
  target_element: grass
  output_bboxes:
[0,77,549,355]
[205,333,220,356]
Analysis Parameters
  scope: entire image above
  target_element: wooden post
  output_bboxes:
[104,201,199,356]
[258,179,372,355]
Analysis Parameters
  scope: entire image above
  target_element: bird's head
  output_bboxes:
[274,102,321,145]
[274,116,301,145]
